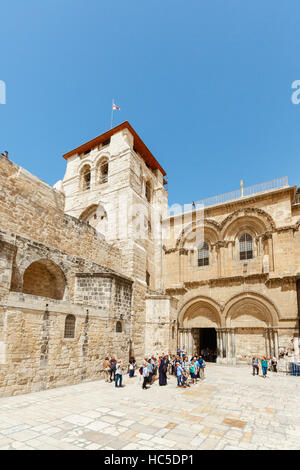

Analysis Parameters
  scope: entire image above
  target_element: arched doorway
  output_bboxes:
[225,294,278,363]
[22,259,66,300]
[178,298,221,361]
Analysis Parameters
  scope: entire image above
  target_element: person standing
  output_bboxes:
[152,356,158,381]
[189,360,197,384]
[159,356,168,386]
[271,356,278,373]
[115,360,124,387]
[147,359,154,384]
[128,357,136,378]
[109,357,117,383]
[261,356,268,378]
[142,361,149,389]
[198,356,205,379]
[176,362,183,387]
[252,356,259,376]
[103,357,110,382]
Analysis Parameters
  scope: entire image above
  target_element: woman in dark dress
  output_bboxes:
[159,356,168,386]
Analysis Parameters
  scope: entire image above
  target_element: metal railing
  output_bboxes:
[190,177,289,211]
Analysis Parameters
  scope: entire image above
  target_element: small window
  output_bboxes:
[146,271,150,287]
[64,314,75,339]
[102,138,110,147]
[172,326,175,340]
[145,181,152,203]
[198,242,209,267]
[239,233,253,260]
[100,162,108,183]
[116,321,122,333]
[81,165,91,191]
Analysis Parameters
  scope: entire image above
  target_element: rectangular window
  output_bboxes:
[198,257,209,267]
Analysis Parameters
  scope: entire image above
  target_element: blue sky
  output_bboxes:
[1,0,300,206]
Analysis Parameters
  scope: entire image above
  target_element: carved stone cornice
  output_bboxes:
[165,287,188,296]
[220,207,276,231]
[265,276,296,289]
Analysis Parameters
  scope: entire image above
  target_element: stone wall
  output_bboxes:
[0,155,122,274]
[0,294,132,397]
[0,153,136,396]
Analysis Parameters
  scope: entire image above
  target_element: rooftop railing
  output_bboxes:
[170,177,289,216]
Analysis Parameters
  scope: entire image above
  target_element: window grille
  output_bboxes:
[239,233,253,260]
[198,242,209,267]
[64,315,75,338]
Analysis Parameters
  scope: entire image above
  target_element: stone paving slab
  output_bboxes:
[0,364,299,450]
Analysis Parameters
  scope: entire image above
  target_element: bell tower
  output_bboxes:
[60,122,168,358]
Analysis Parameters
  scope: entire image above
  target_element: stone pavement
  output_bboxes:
[0,364,299,450]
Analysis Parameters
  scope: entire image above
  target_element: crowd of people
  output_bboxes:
[102,349,207,390]
[252,356,278,378]
[102,351,279,389]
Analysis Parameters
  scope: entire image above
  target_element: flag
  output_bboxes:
[113,103,120,110]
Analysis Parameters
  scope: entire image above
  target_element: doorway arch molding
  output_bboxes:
[178,295,223,328]
[224,291,280,327]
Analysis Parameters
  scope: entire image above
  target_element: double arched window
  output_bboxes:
[64,314,76,338]
[239,233,253,260]
[98,158,109,184]
[80,164,91,191]
[198,242,209,267]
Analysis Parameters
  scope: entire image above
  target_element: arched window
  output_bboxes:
[116,321,122,333]
[198,242,209,267]
[145,181,152,203]
[239,233,253,260]
[64,314,76,338]
[80,164,91,191]
[172,326,175,340]
[98,158,109,184]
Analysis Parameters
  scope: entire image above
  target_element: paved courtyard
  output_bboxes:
[0,364,299,450]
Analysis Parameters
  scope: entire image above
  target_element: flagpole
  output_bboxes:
[110,99,114,129]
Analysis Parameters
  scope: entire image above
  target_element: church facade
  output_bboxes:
[0,121,299,396]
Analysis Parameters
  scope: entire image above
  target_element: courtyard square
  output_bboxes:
[0,364,298,451]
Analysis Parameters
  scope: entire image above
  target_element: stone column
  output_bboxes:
[267,236,274,272]
[183,328,187,351]
[231,328,236,363]
[179,329,184,350]
[264,328,271,358]
[186,329,193,356]
[226,329,231,360]
[273,329,279,358]
[222,329,227,358]
[216,329,223,361]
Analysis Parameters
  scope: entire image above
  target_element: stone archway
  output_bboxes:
[224,293,279,363]
[22,259,66,300]
[178,297,222,359]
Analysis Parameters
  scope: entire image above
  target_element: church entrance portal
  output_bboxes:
[198,328,217,362]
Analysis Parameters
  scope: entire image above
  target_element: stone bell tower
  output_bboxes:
[59,121,168,358]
